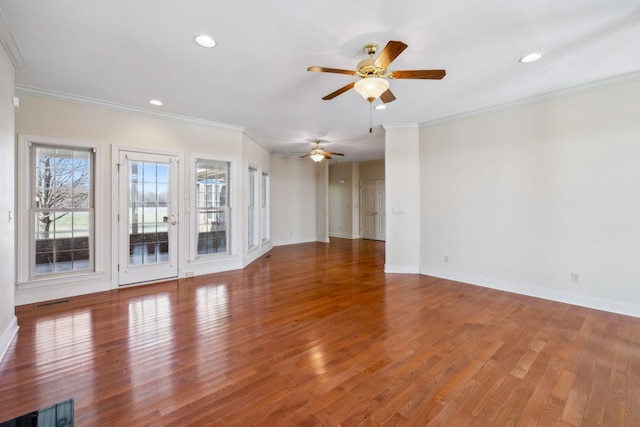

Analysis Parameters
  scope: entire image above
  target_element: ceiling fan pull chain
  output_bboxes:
[369,102,373,133]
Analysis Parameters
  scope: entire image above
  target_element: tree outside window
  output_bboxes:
[32,145,94,276]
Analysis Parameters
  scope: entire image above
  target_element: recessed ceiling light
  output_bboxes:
[149,99,163,106]
[374,104,386,110]
[519,52,544,63]
[194,34,216,48]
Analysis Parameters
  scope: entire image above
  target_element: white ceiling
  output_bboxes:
[1,1,639,162]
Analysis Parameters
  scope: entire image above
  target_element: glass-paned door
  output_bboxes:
[118,151,178,285]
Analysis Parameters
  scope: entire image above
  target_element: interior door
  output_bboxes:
[361,179,385,241]
[118,151,178,285]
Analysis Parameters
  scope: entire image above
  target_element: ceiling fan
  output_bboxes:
[308,40,446,104]
[300,140,344,162]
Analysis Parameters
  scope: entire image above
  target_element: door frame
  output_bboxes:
[111,146,184,288]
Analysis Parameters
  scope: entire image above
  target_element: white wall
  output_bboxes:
[0,21,18,361]
[14,93,271,304]
[316,161,329,243]
[384,125,421,273]
[419,79,640,317]
[271,157,319,246]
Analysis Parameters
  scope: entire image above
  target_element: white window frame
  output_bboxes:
[193,157,231,258]
[17,134,104,287]
[261,172,270,243]
[247,166,258,250]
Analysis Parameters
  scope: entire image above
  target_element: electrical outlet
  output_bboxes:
[571,272,580,283]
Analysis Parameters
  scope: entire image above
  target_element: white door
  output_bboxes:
[361,179,385,241]
[118,151,179,285]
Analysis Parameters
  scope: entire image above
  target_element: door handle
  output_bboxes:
[171,221,177,225]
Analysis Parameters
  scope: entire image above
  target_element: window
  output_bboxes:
[261,172,270,242]
[247,166,257,249]
[195,159,230,255]
[31,144,94,277]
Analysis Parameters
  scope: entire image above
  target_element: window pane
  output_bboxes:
[261,172,270,242]
[195,159,230,255]
[32,144,94,277]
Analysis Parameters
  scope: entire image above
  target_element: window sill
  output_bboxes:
[17,271,106,290]
[189,253,237,266]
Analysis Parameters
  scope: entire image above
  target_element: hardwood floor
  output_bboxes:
[1,238,639,426]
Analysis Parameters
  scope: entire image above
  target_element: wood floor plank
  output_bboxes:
[1,238,639,426]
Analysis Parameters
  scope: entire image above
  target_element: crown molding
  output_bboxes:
[242,128,272,154]
[382,123,419,130]
[420,70,640,128]
[0,8,25,68]
[15,85,247,133]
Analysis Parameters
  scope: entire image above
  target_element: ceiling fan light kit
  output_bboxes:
[310,147,325,162]
[307,40,446,131]
[354,77,389,102]
[300,140,345,162]
[308,40,446,104]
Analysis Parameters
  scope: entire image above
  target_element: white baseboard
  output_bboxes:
[0,316,19,363]
[272,238,317,247]
[328,232,360,239]
[244,243,273,267]
[421,267,640,318]
[385,264,420,274]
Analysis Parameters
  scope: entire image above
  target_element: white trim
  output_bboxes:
[384,264,420,274]
[243,128,271,154]
[111,146,184,287]
[15,85,246,133]
[422,268,640,319]
[17,271,106,289]
[420,70,640,129]
[16,134,104,286]
[328,232,360,240]
[260,171,271,244]
[16,279,112,305]
[382,123,419,130]
[246,165,259,252]
[243,241,272,268]
[0,9,25,68]
[189,155,233,261]
[0,316,19,363]
[272,238,317,247]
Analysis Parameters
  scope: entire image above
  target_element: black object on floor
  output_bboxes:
[0,398,73,427]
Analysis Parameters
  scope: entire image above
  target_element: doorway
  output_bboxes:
[117,150,179,285]
[361,179,385,241]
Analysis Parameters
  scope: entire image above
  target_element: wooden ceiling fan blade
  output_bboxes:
[300,154,310,158]
[375,40,408,69]
[380,89,396,103]
[324,155,333,159]
[325,151,344,156]
[308,66,357,75]
[389,69,446,79]
[322,82,356,100]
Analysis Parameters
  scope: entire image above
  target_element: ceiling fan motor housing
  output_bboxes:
[356,58,386,78]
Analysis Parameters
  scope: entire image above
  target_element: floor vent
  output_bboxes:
[36,299,71,308]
